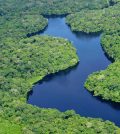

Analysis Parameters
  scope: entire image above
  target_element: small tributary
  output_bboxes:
[27,17,120,126]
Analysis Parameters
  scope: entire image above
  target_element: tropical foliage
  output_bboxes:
[101,33,120,61]
[85,62,120,102]
[0,0,120,133]
[66,3,120,34]
[0,14,48,40]
[1,36,78,80]
[0,0,115,16]
[66,2,120,102]
[0,118,22,134]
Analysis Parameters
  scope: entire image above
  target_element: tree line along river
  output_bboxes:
[27,17,120,126]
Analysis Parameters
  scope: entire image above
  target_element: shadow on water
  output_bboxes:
[86,90,120,110]
[73,31,115,63]
[100,46,115,63]
[27,63,79,98]
[43,14,69,18]
[73,30,102,37]
[27,17,120,126]
[27,25,48,37]
[32,63,79,86]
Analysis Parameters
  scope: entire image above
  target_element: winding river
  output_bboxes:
[27,17,120,126]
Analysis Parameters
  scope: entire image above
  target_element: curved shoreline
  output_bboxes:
[28,17,120,125]
[1,1,120,133]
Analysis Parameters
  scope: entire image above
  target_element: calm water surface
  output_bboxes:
[28,17,120,126]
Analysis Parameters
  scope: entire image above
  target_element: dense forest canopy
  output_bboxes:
[0,14,48,40]
[66,2,120,102]
[0,118,22,134]
[85,62,120,102]
[0,0,118,16]
[66,3,120,34]
[0,0,120,133]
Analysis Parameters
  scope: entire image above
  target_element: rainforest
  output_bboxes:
[0,0,120,134]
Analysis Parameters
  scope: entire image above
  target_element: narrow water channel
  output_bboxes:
[27,17,120,126]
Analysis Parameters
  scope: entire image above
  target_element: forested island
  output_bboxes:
[0,0,120,133]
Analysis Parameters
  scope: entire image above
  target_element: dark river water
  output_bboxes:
[27,17,120,126]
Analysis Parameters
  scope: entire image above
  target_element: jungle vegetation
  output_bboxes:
[0,118,22,134]
[66,2,120,102]
[0,14,48,40]
[66,3,120,34]
[85,62,120,102]
[0,0,120,133]
[0,0,117,16]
